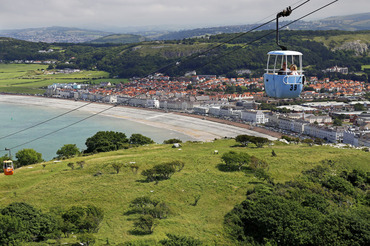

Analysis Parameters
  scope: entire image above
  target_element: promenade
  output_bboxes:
[0,95,278,141]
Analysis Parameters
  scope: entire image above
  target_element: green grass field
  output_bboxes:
[312,33,370,47]
[0,64,110,94]
[0,139,368,245]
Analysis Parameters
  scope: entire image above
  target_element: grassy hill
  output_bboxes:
[0,26,113,43]
[0,139,369,245]
[89,34,149,44]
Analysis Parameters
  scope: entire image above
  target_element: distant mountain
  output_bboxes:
[0,26,113,43]
[154,13,370,40]
[316,13,370,31]
[0,13,369,43]
[89,34,149,44]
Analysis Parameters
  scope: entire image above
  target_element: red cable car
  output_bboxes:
[3,160,14,175]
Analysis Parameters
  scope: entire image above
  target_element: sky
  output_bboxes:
[0,0,368,31]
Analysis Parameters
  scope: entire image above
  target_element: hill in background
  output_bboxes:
[89,34,149,44]
[156,12,370,40]
[0,26,113,43]
[0,13,369,43]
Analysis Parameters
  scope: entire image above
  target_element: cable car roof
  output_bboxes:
[268,50,303,56]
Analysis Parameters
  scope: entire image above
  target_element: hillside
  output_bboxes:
[0,30,369,80]
[155,13,370,40]
[0,26,113,43]
[0,13,369,43]
[89,34,149,44]
[0,139,369,245]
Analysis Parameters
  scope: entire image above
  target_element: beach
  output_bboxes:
[0,95,278,141]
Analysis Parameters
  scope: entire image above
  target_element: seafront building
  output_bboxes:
[44,76,370,146]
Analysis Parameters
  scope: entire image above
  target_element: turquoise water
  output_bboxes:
[0,102,194,161]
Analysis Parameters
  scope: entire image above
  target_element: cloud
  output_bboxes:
[0,0,368,30]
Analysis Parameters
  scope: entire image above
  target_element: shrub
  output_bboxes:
[163,139,182,144]
[221,151,251,171]
[141,163,176,182]
[133,215,156,234]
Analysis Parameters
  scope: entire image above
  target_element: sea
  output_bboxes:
[0,102,194,161]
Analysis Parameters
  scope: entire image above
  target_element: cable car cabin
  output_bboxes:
[3,160,14,175]
[264,50,305,98]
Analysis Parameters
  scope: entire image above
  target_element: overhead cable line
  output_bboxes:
[151,0,311,75]
[0,1,308,151]
[8,104,117,150]
[196,0,338,71]
[0,100,94,140]
[1,0,336,152]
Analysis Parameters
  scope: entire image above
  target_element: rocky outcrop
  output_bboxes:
[334,40,368,56]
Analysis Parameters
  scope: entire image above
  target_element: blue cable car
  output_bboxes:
[262,6,306,98]
[263,50,305,98]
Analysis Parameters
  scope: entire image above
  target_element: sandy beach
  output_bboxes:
[0,95,278,141]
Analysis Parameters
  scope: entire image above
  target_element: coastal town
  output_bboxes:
[45,72,370,148]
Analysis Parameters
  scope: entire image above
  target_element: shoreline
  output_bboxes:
[0,94,278,141]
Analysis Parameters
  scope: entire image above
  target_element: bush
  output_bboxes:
[85,131,128,153]
[221,151,251,171]
[163,139,182,144]
[62,205,104,234]
[0,202,60,243]
[56,144,80,159]
[141,163,177,182]
[133,215,156,234]
[129,134,154,145]
[15,149,43,167]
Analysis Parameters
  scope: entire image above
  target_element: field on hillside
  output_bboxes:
[311,33,370,52]
[0,139,369,245]
[0,64,110,94]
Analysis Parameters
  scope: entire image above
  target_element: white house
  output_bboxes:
[241,110,268,124]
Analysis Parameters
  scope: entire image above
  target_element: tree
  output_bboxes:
[141,163,177,182]
[235,135,253,146]
[1,202,60,243]
[62,205,104,234]
[354,103,365,111]
[67,162,75,170]
[250,136,270,148]
[302,138,314,146]
[129,133,154,145]
[221,151,251,171]
[85,131,128,153]
[314,138,325,145]
[112,162,123,174]
[56,144,80,159]
[333,118,342,126]
[0,214,27,244]
[163,139,183,144]
[15,149,43,167]
[133,215,156,234]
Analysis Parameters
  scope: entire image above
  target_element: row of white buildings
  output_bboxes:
[46,85,370,146]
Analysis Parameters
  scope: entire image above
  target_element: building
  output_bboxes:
[241,110,268,124]
[304,125,344,143]
[343,130,370,147]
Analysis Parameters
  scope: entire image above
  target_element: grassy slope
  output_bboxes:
[0,139,369,245]
[0,64,109,94]
[311,33,370,47]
